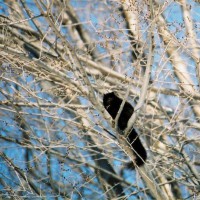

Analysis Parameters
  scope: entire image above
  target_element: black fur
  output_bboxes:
[103,92,147,167]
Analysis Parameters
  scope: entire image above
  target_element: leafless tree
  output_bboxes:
[0,0,200,199]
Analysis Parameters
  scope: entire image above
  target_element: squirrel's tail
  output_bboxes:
[128,129,147,167]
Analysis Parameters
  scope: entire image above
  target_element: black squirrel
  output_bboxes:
[103,92,147,167]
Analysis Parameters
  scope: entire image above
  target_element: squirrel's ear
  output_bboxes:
[104,92,115,97]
